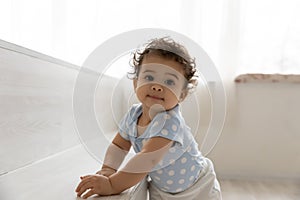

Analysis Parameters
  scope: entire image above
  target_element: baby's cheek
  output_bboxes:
[166,87,182,99]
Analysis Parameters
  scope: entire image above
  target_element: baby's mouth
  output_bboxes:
[147,95,164,101]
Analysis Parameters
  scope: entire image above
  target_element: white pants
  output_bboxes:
[148,158,222,200]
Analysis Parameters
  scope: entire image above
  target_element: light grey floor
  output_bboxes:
[220,179,300,200]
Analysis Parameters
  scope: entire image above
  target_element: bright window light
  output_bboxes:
[0,0,299,77]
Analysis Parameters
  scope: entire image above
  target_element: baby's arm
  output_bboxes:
[108,137,173,194]
[76,137,172,198]
[97,133,131,177]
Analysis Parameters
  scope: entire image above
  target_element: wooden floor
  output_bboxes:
[220,179,300,200]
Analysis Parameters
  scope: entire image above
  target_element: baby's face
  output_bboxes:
[134,54,187,111]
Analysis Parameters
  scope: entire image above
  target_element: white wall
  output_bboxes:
[209,83,300,180]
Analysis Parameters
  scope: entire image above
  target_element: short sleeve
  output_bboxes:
[118,104,140,141]
[146,112,184,145]
[118,112,130,140]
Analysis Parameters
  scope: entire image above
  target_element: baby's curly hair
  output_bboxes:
[129,37,198,92]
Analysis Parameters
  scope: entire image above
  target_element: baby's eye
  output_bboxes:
[164,79,175,86]
[144,75,154,81]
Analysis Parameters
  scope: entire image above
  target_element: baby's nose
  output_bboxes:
[151,84,163,92]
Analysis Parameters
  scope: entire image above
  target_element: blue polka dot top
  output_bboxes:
[119,104,205,193]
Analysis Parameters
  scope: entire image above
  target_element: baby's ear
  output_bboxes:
[179,89,188,102]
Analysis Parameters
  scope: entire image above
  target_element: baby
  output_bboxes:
[76,37,221,199]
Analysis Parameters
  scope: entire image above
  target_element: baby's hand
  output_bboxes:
[75,174,113,199]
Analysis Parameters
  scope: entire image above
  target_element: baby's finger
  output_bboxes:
[82,189,95,199]
[76,182,93,198]
[75,178,91,193]
[80,175,92,180]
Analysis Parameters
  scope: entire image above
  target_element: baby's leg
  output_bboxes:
[148,180,165,200]
[148,158,222,200]
[130,177,149,199]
